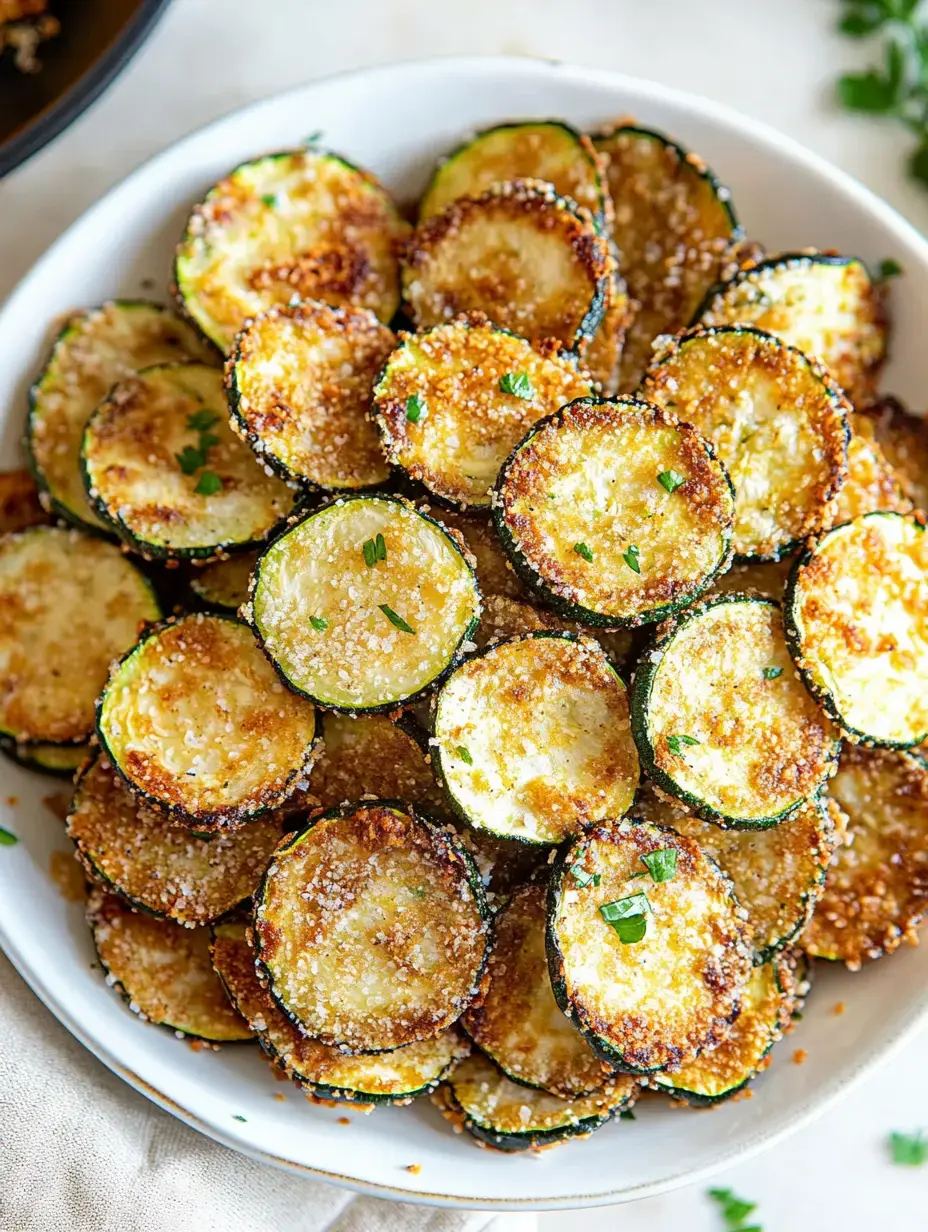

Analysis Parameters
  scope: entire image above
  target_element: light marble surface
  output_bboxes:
[2,1,928,1227]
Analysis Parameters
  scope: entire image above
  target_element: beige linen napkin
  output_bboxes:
[0,955,537,1232]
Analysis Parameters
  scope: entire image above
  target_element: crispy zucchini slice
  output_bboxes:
[708,557,792,602]
[826,429,910,528]
[584,273,634,396]
[68,756,283,925]
[0,467,48,533]
[96,613,320,830]
[82,362,295,561]
[211,921,467,1104]
[785,512,928,746]
[248,494,480,711]
[493,396,734,627]
[632,594,838,827]
[462,883,613,1096]
[695,253,886,406]
[433,633,639,845]
[634,781,837,962]
[474,592,633,664]
[803,744,928,967]
[0,526,161,744]
[857,396,928,513]
[652,954,797,1105]
[641,325,850,561]
[433,1050,636,1153]
[592,125,741,391]
[27,301,214,532]
[402,180,612,354]
[254,801,490,1053]
[226,301,394,491]
[547,820,752,1074]
[87,886,252,1041]
[0,737,88,776]
[187,549,259,612]
[371,314,593,508]
[420,121,608,226]
[426,505,526,600]
[174,150,408,352]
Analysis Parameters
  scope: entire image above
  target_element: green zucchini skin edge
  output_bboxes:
[751,793,831,965]
[440,1082,624,1152]
[630,592,841,828]
[0,736,87,777]
[253,798,493,1056]
[248,492,482,715]
[492,395,735,628]
[94,612,322,829]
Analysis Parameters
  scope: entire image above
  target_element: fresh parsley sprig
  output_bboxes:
[708,1187,762,1231]
[176,409,222,495]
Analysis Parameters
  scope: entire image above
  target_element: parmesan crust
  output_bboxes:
[475,593,633,665]
[857,396,928,513]
[0,468,48,534]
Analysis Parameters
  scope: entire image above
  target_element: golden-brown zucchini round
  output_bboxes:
[473,592,633,664]
[857,396,928,513]
[827,429,910,527]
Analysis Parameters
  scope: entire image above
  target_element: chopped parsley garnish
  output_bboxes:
[406,394,426,423]
[232,1114,248,1122]
[379,604,415,634]
[570,863,600,888]
[667,733,700,755]
[707,1187,760,1230]
[363,534,387,567]
[456,746,473,765]
[600,893,650,943]
[574,542,594,563]
[0,827,18,846]
[499,371,534,398]
[890,1129,927,1166]
[619,1108,636,1121]
[187,410,220,432]
[878,257,903,279]
[763,666,783,680]
[176,445,205,475]
[178,410,223,488]
[657,469,686,494]
[623,544,641,574]
[303,130,324,145]
[640,848,678,883]
[261,193,278,208]
[195,470,222,496]
[309,615,328,631]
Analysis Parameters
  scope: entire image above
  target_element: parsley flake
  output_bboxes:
[303,130,324,145]
[195,470,222,496]
[878,257,903,279]
[456,746,473,765]
[309,615,328,632]
[187,410,220,432]
[0,827,18,846]
[600,893,650,943]
[619,1108,636,1121]
[890,1129,927,1166]
[657,469,686,494]
[640,848,678,883]
[363,535,387,567]
[570,863,600,888]
[232,1114,247,1123]
[707,1187,760,1230]
[667,733,700,756]
[406,394,426,423]
[176,445,205,475]
[763,666,783,680]
[379,604,415,634]
[499,372,534,398]
[623,544,641,574]
[261,193,278,208]
[574,542,594,563]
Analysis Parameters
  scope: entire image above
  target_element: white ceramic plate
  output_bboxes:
[1,56,927,1212]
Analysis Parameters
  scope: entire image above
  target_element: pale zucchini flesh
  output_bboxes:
[0,738,89,776]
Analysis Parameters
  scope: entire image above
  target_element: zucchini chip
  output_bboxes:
[420,121,608,226]
[254,802,490,1053]
[82,362,295,561]
[248,495,480,711]
[493,396,735,627]
[474,593,633,665]
[804,745,928,967]
[433,1050,637,1153]
[652,954,797,1106]
[433,633,639,845]
[68,756,283,925]
[97,613,320,830]
[0,738,88,777]
[858,395,928,513]
[592,125,741,391]
[0,526,160,745]
[187,549,259,612]
[547,820,753,1074]
[641,326,850,561]
[226,301,394,491]
[634,782,837,962]
[461,883,613,1097]
[632,595,838,827]
[827,428,910,527]
[88,886,252,1041]
[584,273,634,396]
[0,467,48,533]
[402,180,612,354]
[426,505,527,600]
[27,301,214,531]
[371,315,594,508]
[695,253,886,407]
[785,512,928,746]
[211,921,467,1104]
[174,149,408,352]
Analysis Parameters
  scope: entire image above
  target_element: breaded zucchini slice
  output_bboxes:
[433,1050,637,1153]
[785,512,928,746]
[226,301,394,491]
[433,633,639,845]
[211,921,467,1104]
[632,594,839,827]
[247,494,480,711]
[187,549,259,612]
[426,505,526,600]
[592,124,741,391]
[420,121,608,226]
[68,756,283,925]
[96,613,320,830]
[804,745,928,967]
[634,781,837,962]
[402,180,612,354]
[474,592,633,664]
[584,272,634,396]
[858,395,928,513]
[547,820,753,1074]
[371,315,594,508]
[707,557,792,602]
[493,396,734,627]
[174,150,408,352]
[652,953,799,1106]
[827,429,910,527]
[87,886,252,1041]
[0,467,48,533]
[462,883,613,1097]
[27,301,214,531]
[695,252,886,407]
[0,737,88,776]
[254,801,490,1053]
[641,325,850,561]
[0,527,160,745]
[82,362,295,561]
